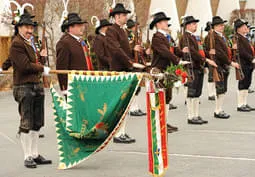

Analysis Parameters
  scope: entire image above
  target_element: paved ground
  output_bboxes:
[0,69,255,177]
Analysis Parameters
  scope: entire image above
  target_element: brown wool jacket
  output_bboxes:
[9,34,44,85]
[179,32,204,69]
[56,33,87,90]
[237,33,254,68]
[93,34,111,70]
[204,31,231,68]
[105,23,133,71]
[151,32,180,70]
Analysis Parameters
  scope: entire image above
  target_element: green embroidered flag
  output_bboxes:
[51,72,142,169]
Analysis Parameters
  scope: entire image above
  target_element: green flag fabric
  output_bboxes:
[51,72,143,169]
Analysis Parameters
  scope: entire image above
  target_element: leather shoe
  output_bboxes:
[248,89,255,93]
[237,105,250,112]
[167,124,178,131]
[187,118,203,125]
[138,109,146,115]
[33,155,52,165]
[130,110,143,116]
[197,116,208,124]
[214,111,230,119]
[169,104,177,110]
[124,134,136,143]
[208,96,215,101]
[39,134,45,138]
[113,135,134,144]
[246,105,255,111]
[24,156,37,168]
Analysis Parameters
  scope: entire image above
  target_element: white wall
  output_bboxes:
[185,0,212,36]
[148,0,180,39]
[246,0,255,9]
[217,0,240,21]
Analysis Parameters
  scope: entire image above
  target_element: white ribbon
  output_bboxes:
[59,0,69,27]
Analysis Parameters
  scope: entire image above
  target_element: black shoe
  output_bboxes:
[33,155,52,165]
[208,96,215,101]
[113,135,134,144]
[130,110,143,116]
[187,118,203,125]
[24,157,37,168]
[169,104,177,110]
[138,109,146,115]
[39,134,44,138]
[124,134,136,143]
[197,116,208,124]
[237,105,251,112]
[214,111,230,119]
[245,105,255,111]
[248,89,255,93]
[167,124,178,133]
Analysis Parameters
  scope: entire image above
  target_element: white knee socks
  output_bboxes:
[20,130,40,160]
[31,130,39,158]
[186,98,193,119]
[114,119,126,137]
[208,82,216,97]
[215,94,225,114]
[194,98,200,117]
[20,132,32,160]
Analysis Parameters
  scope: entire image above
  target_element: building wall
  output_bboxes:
[186,0,212,36]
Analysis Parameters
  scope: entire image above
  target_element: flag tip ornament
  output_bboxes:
[91,16,100,29]
[9,1,34,25]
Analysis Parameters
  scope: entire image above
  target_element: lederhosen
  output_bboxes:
[237,34,254,90]
[215,33,231,95]
[13,83,45,133]
[180,33,205,98]
[10,35,45,134]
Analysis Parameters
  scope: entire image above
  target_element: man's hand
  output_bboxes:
[134,45,143,52]
[43,66,51,75]
[231,61,240,69]
[232,44,237,50]
[179,60,191,65]
[206,58,217,67]
[133,63,145,69]
[209,49,216,55]
[40,49,47,57]
[145,48,151,55]
[182,47,189,53]
[146,62,151,66]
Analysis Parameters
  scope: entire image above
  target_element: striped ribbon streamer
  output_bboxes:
[146,81,168,177]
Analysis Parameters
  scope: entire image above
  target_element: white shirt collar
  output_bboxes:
[237,32,247,38]
[19,33,31,42]
[157,29,168,36]
[69,33,81,41]
[100,32,106,36]
[214,30,223,37]
[186,30,194,35]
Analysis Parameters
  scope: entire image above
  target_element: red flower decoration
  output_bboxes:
[181,78,186,84]
[181,71,188,78]
[95,122,105,129]
[175,69,182,76]
[110,9,113,13]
